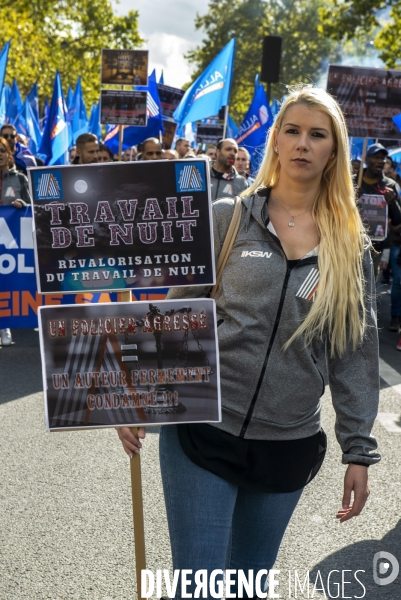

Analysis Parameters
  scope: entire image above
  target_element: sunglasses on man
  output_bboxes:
[2,133,16,139]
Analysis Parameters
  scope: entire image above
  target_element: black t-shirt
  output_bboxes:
[178,423,327,493]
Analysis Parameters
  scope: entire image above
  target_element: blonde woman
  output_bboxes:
[117,86,380,598]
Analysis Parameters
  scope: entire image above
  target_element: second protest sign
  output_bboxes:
[39,299,220,431]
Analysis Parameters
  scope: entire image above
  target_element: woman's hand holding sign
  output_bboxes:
[11,200,23,208]
[116,427,146,458]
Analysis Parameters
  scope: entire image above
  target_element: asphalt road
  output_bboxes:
[1,283,400,600]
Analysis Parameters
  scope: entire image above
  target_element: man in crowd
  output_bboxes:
[210,138,248,201]
[0,124,37,174]
[384,156,401,187]
[235,146,254,184]
[351,159,361,179]
[175,138,191,159]
[98,143,114,162]
[359,143,401,331]
[69,146,77,164]
[141,138,163,160]
[205,145,217,161]
[122,146,137,162]
[163,149,179,160]
[73,133,99,164]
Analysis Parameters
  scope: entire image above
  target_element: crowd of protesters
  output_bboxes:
[1,125,401,351]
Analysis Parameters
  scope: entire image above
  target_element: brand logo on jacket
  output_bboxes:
[5,187,16,197]
[241,250,272,258]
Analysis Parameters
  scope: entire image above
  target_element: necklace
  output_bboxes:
[272,194,314,227]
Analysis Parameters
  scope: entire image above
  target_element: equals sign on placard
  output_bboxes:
[121,344,138,362]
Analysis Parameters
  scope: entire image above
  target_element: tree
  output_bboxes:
[319,0,401,68]
[1,0,144,108]
[186,0,341,122]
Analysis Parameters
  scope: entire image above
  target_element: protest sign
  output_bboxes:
[101,49,148,86]
[358,194,388,241]
[39,299,220,431]
[28,160,215,294]
[157,84,185,118]
[162,120,178,149]
[100,90,148,125]
[196,123,224,145]
[327,65,401,139]
[0,206,132,329]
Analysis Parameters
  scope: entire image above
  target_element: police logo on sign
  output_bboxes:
[33,170,64,201]
[175,162,206,193]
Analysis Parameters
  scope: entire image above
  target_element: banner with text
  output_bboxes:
[28,160,215,294]
[157,84,185,119]
[358,194,388,241]
[100,90,148,126]
[327,64,401,139]
[0,207,167,329]
[101,49,148,86]
[39,299,221,431]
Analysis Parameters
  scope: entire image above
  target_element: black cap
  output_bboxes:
[366,143,389,157]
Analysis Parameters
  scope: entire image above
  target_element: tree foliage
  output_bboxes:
[319,0,401,68]
[1,0,144,108]
[186,0,341,122]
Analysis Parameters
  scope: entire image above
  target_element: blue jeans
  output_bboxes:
[390,246,401,316]
[159,425,303,599]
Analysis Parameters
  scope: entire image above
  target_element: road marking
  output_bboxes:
[376,413,401,433]
[379,357,401,395]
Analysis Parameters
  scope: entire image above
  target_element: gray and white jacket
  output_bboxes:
[167,191,380,466]
[210,164,248,202]
[1,166,31,207]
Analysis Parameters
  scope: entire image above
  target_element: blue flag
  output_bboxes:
[226,114,239,139]
[393,113,401,134]
[349,137,375,161]
[254,73,260,94]
[27,82,40,124]
[0,41,10,97]
[88,101,101,140]
[69,77,89,143]
[66,86,74,111]
[15,99,42,155]
[270,98,279,117]
[41,98,49,131]
[6,79,23,124]
[173,39,236,126]
[104,70,164,154]
[38,72,70,165]
[159,70,164,84]
[236,83,273,174]
[0,82,10,125]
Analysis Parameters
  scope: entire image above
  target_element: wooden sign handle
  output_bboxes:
[120,290,147,598]
[130,426,146,600]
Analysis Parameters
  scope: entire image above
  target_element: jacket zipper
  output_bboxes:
[239,264,292,437]
[215,177,220,200]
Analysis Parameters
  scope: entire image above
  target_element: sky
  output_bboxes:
[114,0,210,89]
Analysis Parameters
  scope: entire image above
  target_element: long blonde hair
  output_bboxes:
[244,85,368,357]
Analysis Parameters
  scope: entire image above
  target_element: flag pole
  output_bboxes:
[118,125,124,161]
[223,105,229,138]
[357,137,368,188]
[119,84,125,161]
[130,426,146,600]
[120,289,147,600]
